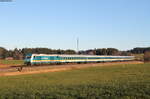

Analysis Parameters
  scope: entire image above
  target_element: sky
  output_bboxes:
[0,0,150,51]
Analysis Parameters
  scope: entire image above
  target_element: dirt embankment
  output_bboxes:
[0,61,143,76]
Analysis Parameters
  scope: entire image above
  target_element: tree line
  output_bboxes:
[0,47,76,60]
[127,47,150,54]
[0,47,150,60]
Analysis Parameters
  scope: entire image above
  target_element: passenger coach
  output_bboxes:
[24,54,135,65]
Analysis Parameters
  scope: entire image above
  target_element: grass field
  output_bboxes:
[0,60,24,65]
[0,63,149,99]
[133,54,144,61]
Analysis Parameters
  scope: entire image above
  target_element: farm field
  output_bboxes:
[0,63,149,99]
[0,60,24,68]
[0,60,24,65]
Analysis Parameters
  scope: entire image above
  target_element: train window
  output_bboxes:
[26,56,31,59]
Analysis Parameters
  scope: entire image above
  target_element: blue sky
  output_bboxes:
[0,0,150,50]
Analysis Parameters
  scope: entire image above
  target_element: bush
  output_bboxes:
[144,51,150,62]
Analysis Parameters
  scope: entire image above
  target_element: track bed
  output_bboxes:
[0,61,143,76]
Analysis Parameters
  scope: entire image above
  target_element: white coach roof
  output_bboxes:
[31,54,134,58]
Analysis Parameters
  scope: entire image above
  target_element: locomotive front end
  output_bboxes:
[24,54,32,65]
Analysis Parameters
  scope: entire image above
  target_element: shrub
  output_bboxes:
[144,51,150,62]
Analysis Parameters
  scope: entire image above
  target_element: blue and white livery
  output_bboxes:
[24,54,135,65]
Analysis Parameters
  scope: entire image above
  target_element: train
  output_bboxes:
[24,54,135,65]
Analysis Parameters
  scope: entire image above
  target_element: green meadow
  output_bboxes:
[0,63,149,99]
[0,60,24,65]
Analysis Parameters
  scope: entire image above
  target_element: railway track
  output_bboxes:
[0,61,143,76]
[0,66,22,72]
